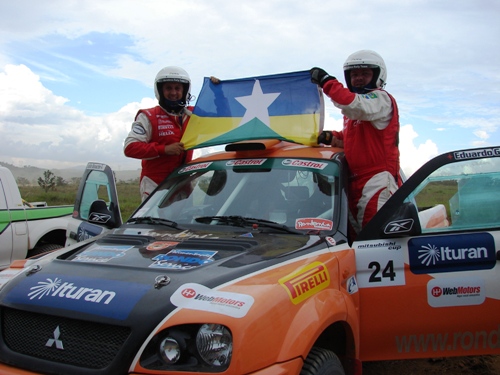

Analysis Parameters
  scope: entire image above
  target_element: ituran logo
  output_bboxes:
[28,277,116,305]
[409,233,496,274]
[7,274,149,320]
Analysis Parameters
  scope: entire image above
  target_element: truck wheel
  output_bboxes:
[300,347,345,375]
[29,244,63,257]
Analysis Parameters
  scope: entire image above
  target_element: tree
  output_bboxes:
[37,170,56,193]
[16,177,30,186]
[56,176,68,186]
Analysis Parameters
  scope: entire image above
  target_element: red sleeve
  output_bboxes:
[332,130,344,141]
[322,79,356,106]
[124,141,163,159]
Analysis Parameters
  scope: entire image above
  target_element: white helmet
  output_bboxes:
[343,50,387,93]
[154,66,192,114]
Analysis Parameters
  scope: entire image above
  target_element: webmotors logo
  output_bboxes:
[409,233,496,274]
[170,283,254,318]
[427,277,485,307]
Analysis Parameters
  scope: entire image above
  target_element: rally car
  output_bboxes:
[0,140,498,375]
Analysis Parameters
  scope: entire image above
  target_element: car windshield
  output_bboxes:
[132,158,339,233]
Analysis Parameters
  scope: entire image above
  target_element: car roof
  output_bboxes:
[191,139,342,163]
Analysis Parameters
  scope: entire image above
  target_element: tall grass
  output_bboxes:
[19,183,142,222]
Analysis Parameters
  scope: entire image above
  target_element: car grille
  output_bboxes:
[1,307,130,369]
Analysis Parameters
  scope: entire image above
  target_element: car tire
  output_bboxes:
[29,243,64,257]
[300,347,345,375]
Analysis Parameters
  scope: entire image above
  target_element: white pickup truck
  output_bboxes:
[0,166,73,269]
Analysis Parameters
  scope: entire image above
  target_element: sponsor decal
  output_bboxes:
[4,274,149,320]
[347,276,359,295]
[159,131,175,136]
[453,148,500,160]
[179,162,213,174]
[132,122,146,135]
[85,162,106,171]
[88,212,111,224]
[427,277,485,307]
[362,93,378,99]
[154,229,220,240]
[76,222,104,242]
[282,159,328,170]
[170,283,254,318]
[325,237,336,246]
[150,249,217,270]
[279,262,330,304]
[384,219,414,234]
[357,241,402,251]
[355,239,406,288]
[409,233,496,274]
[295,218,333,231]
[158,124,174,129]
[226,159,267,166]
[146,241,179,251]
[72,245,132,263]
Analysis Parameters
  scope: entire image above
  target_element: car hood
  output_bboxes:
[0,226,323,324]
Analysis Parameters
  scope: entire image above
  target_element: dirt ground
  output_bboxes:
[362,355,500,374]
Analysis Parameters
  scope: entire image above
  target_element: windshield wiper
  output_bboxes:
[127,216,178,229]
[195,215,303,235]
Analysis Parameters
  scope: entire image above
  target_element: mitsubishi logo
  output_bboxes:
[46,326,64,350]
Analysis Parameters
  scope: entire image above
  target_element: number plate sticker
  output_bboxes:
[355,240,406,288]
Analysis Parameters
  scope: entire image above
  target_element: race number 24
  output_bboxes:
[355,244,406,288]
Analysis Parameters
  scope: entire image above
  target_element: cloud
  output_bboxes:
[0,0,499,174]
[399,124,439,177]
[0,64,146,170]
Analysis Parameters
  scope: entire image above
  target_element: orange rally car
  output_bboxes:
[0,140,499,375]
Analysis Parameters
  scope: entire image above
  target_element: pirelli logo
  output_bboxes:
[279,262,330,305]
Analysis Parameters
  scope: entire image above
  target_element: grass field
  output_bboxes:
[19,182,142,222]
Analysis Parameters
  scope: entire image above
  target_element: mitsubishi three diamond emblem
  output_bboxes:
[45,326,64,350]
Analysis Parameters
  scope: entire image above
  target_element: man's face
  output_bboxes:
[162,82,184,101]
[350,68,374,88]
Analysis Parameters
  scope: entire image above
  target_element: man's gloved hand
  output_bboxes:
[310,67,335,87]
[317,131,333,145]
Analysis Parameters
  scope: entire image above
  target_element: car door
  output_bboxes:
[65,162,122,246]
[354,146,500,361]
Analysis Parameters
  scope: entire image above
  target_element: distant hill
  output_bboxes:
[0,161,140,184]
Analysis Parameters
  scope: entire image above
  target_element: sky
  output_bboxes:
[0,0,499,177]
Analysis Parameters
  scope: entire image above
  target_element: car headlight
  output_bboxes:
[196,324,232,366]
[159,336,181,364]
[140,324,233,372]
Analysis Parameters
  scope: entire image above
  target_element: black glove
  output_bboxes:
[310,67,335,87]
[317,131,333,145]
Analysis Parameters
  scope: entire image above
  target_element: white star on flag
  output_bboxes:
[235,80,280,127]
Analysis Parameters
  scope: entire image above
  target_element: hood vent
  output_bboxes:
[175,237,258,251]
[96,234,155,246]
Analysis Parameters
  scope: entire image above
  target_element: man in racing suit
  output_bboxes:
[124,66,194,201]
[310,50,400,239]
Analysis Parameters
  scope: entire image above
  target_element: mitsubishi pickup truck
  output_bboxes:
[0,139,498,375]
[0,166,73,269]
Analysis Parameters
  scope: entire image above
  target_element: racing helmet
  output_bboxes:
[343,50,387,94]
[154,66,192,114]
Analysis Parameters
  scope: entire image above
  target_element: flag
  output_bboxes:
[181,70,324,149]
